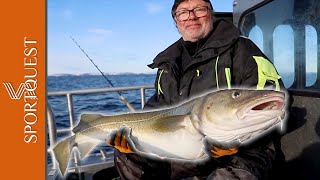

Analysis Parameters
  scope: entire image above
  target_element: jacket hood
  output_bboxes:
[148,19,240,69]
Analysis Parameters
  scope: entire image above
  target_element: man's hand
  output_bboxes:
[203,137,240,158]
[107,126,135,154]
[210,146,239,158]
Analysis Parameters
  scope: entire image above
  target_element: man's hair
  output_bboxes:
[171,0,214,18]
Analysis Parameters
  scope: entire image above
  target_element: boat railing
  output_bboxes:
[47,85,154,179]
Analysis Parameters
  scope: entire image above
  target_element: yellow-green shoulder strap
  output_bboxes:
[225,68,231,89]
[253,56,281,91]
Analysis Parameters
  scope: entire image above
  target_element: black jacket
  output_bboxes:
[145,19,280,108]
[114,19,285,180]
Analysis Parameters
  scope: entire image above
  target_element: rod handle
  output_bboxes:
[120,96,136,112]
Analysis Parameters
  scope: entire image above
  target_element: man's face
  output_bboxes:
[174,0,213,42]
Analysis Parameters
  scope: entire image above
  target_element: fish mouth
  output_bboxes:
[238,93,285,119]
[249,93,284,111]
[251,96,284,111]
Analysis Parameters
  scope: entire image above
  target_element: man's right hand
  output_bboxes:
[107,126,135,154]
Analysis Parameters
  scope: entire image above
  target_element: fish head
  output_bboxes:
[192,89,286,143]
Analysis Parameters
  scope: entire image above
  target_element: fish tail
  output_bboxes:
[52,136,75,176]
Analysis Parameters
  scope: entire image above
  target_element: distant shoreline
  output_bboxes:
[48,72,157,77]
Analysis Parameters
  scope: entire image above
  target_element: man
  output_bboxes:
[107,0,285,179]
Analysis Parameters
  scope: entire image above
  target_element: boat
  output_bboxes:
[47,0,320,179]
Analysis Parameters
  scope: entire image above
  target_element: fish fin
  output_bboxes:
[152,115,188,132]
[203,137,241,150]
[77,138,102,159]
[197,150,207,158]
[73,114,103,133]
[52,136,75,176]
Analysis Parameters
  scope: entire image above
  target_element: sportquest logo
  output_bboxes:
[1,37,39,143]
[3,82,25,100]
[2,82,37,100]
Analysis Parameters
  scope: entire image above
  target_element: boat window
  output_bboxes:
[248,26,263,51]
[305,25,317,87]
[238,0,320,91]
[273,25,294,88]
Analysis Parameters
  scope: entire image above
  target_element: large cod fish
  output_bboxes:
[53,89,286,175]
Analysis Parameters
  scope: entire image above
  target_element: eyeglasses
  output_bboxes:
[174,6,209,22]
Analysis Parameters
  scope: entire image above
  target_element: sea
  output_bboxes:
[48,74,156,130]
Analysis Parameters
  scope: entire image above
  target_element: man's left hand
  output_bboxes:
[203,137,240,158]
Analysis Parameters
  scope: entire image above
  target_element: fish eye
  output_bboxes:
[232,91,241,99]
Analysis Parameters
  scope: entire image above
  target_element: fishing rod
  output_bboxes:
[70,36,136,112]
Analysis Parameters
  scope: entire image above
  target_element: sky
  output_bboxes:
[47,0,234,75]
